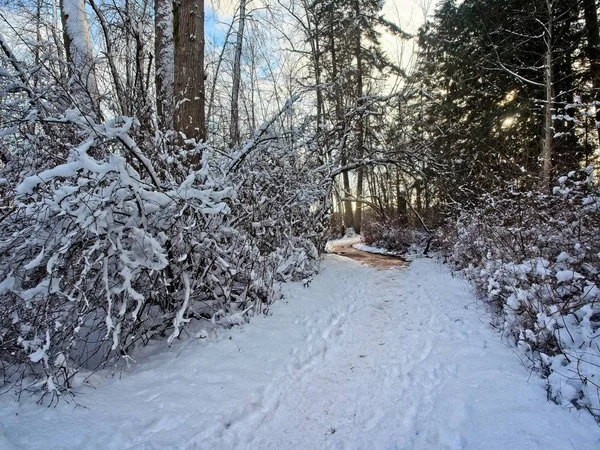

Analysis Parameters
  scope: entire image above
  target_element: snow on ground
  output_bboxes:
[1,256,599,450]
[324,235,362,252]
[352,242,402,256]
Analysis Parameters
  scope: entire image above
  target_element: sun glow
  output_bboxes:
[501,116,516,129]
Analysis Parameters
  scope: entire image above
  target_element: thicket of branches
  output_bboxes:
[0,101,327,403]
[451,170,600,418]
[0,0,331,400]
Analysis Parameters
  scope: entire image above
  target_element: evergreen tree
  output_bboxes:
[412,0,589,204]
[309,0,406,231]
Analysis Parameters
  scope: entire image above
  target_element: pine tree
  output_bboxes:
[310,0,406,231]
[411,0,588,204]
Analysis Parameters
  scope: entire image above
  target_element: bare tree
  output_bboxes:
[88,0,127,116]
[230,0,247,147]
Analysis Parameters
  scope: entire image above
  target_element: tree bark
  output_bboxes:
[352,0,364,233]
[330,31,354,229]
[307,2,324,146]
[155,0,174,129]
[329,6,353,230]
[395,172,405,218]
[542,0,554,192]
[60,0,100,114]
[173,0,206,144]
[230,0,247,147]
[341,155,353,230]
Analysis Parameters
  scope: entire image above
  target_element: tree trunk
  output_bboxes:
[382,170,390,215]
[352,0,364,233]
[329,8,353,230]
[309,6,324,152]
[397,191,407,219]
[173,0,206,144]
[542,0,554,192]
[155,0,174,129]
[415,180,422,214]
[341,154,354,230]
[50,0,67,80]
[34,0,42,89]
[230,0,247,147]
[583,0,600,149]
[60,0,100,114]
[314,40,324,141]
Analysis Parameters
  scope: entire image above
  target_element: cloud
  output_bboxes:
[207,0,237,18]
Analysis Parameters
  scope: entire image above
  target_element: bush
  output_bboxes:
[362,217,431,254]
[0,105,328,401]
[452,168,600,419]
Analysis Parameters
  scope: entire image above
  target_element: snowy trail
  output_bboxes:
[1,255,599,449]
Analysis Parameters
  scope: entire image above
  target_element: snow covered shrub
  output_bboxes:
[362,218,429,254]
[0,22,328,399]
[1,120,236,395]
[452,168,600,418]
[227,113,329,283]
[0,103,328,400]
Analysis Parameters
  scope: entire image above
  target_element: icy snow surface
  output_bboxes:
[1,257,599,449]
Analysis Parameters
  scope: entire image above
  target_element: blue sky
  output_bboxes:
[205,5,233,49]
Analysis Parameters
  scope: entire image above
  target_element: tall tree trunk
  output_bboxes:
[123,0,132,112]
[173,0,206,145]
[314,39,324,143]
[329,9,353,230]
[382,170,390,215]
[249,41,258,131]
[583,0,600,150]
[352,0,364,233]
[155,0,174,129]
[230,0,247,147]
[60,0,100,114]
[542,0,554,192]
[308,5,323,154]
[333,187,344,235]
[296,1,324,161]
[133,26,152,131]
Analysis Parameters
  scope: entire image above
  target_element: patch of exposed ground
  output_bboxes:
[328,242,406,269]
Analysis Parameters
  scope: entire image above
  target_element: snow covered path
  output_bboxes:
[1,256,599,449]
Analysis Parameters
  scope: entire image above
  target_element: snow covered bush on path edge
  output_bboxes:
[451,168,600,420]
[0,105,329,402]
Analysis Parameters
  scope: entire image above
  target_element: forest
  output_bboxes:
[0,0,599,429]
